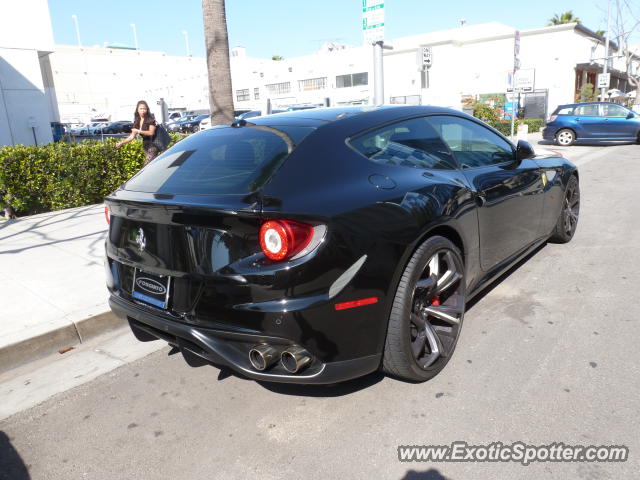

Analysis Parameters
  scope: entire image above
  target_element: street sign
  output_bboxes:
[507,69,535,92]
[362,0,384,44]
[417,46,432,69]
[597,73,611,89]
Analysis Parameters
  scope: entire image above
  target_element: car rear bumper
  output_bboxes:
[542,127,555,140]
[109,295,381,384]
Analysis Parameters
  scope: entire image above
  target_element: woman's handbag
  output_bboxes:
[152,124,171,151]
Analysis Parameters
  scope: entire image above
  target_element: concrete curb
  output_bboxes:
[0,310,126,375]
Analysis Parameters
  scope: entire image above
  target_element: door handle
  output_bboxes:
[475,193,486,207]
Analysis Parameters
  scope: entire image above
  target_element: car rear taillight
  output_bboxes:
[104,205,110,225]
[260,220,313,261]
[549,115,557,122]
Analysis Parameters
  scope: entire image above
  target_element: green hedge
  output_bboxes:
[0,134,185,217]
[486,118,544,136]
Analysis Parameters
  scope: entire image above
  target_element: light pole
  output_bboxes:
[71,14,82,47]
[600,0,612,102]
[130,23,139,50]
[181,30,190,57]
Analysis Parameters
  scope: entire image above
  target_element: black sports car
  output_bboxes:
[104,106,579,384]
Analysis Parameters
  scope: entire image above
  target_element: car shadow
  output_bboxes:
[466,242,546,312]
[537,139,635,147]
[0,431,30,480]
[401,469,449,480]
[193,243,550,394]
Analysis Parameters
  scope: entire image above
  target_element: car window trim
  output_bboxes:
[345,114,463,170]
[425,114,517,171]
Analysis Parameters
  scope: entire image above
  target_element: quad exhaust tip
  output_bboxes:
[248,344,280,371]
[248,344,313,374]
[280,346,312,374]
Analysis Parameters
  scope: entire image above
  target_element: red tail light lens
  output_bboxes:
[549,115,557,122]
[260,220,313,261]
[104,205,110,225]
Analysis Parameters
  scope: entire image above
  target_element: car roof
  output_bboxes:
[557,102,628,108]
[250,105,466,129]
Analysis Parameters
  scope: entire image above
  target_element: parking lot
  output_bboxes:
[1,139,638,479]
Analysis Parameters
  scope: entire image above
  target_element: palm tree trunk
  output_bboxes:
[201,0,235,125]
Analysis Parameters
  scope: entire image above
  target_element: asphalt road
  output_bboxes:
[1,140,639,480]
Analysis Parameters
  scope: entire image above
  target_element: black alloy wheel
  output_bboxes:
[383,236,466,382]
[550,175,580,243]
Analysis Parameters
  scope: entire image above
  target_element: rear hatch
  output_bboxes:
[105,124,315,322]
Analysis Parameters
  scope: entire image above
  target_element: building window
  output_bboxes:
[266,82,291,95]
[336,72,368,88]
[390,95,421,105]
[236,89,250,102]
[298,77,327,91]
[254,87,260,100]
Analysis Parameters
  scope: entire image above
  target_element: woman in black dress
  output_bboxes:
[115,100,159,164]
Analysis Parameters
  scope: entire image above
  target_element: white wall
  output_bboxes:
[0,0,56,146]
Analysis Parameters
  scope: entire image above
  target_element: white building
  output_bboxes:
[0,0,59,147]
[230,22,637,119]
[51,45,210,123]
[42,20,640,127]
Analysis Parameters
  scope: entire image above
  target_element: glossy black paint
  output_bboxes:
[105,105,577,384]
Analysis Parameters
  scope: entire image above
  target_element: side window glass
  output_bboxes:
[602,104,628,117]
[349,117,457,170]
[426,116,514,169]
[575,105,599,116]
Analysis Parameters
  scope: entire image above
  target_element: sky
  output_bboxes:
[48,0,636,59]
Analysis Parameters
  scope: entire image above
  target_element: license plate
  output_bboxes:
[132,269,171,309]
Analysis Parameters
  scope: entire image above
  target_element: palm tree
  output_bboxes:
[548,11,581,26]
[202,0,235,125]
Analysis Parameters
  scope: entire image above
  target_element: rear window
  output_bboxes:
[123,125,314,195]
[555,107,575,115]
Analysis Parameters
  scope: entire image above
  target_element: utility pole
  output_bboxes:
[510,30,521,140]
[373,41,384,105]
[363,0,386,105]
[71,14,82,47]
[600,0,612,101]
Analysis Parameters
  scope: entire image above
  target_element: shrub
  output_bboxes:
[485,118,544,137]
[0,133,186,217]
[470,101,498,122]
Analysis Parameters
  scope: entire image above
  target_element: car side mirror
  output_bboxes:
[627,112,635,119]
[516,140,535,161]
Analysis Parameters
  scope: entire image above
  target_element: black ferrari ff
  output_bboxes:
[104,106,579,384]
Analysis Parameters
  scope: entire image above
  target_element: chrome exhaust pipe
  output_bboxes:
[249,344,280,371]
[280,346,312,374]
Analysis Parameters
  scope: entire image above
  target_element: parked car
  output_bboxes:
[236,109,285,120]
[69,124,89,135]
[179,114,209,133]
[199,116,211,131]
[103,121,133,134]
[200,110,285,130]
[87,122,109,135]
[543,101,640,146]
[167,115,198,132]
[105,105,579,384]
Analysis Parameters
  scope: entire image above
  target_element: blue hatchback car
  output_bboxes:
[543,102,640,146]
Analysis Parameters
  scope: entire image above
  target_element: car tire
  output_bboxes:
[549,175,580,243]
[382,236,466,382]
[555,129,575,146]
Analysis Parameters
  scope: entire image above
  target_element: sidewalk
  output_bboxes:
[0,204,123,374]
